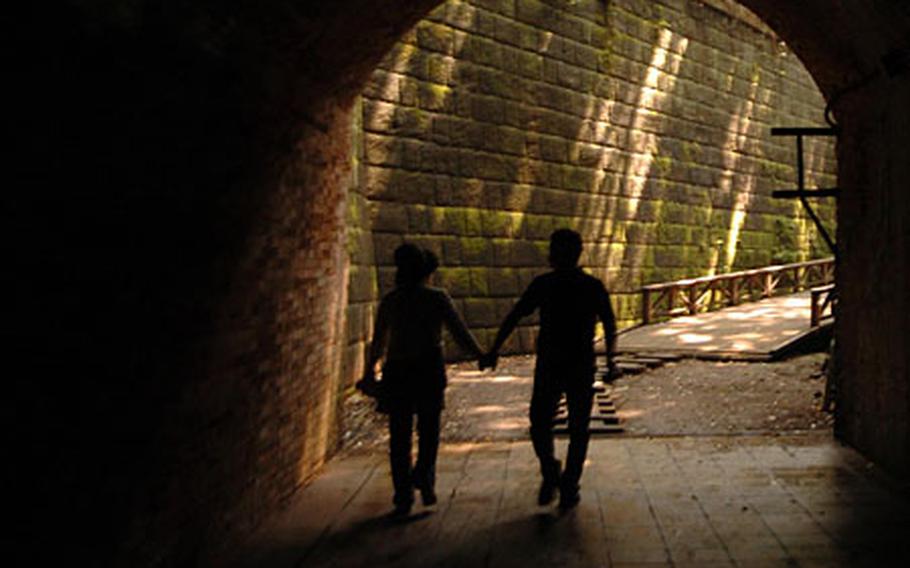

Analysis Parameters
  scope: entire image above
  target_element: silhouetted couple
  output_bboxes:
[361,229,617,517]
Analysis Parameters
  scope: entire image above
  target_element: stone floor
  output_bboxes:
[235,435,910,567]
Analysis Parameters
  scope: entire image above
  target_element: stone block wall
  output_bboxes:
[342,0,836,385]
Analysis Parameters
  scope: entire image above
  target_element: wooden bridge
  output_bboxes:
[615,258,835,361]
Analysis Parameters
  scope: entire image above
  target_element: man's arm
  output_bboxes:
[598,283,618,374]
[482,281,539,370]
[489,304,524,362]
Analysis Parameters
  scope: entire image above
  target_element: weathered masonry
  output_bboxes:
[342,0,836,386]
[16,0,907,566]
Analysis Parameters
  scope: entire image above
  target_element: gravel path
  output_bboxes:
[611,353,833,436]
[338,352,833,455]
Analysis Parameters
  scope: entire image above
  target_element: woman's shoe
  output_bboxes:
[391,500,413,519]
[413,477,437,506]
[538,459,561,505]
[558,479,580,509]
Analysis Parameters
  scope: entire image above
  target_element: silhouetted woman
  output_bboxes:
[362,243,483,516]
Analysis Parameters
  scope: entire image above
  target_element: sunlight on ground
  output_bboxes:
[469,405,508,414]
[679,333,713,344]
[486,418,527,431]
[617,409,645,419]
[450,373,524,384]
[439,442,504,454]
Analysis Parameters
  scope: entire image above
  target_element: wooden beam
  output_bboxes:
[770,126,838,136]
[772,188,840,198]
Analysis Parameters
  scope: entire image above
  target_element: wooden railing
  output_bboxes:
[810,283,836,327]
[641,258,835,324]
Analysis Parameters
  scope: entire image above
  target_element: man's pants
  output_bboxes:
[388,406,441,506]
[529,370,594,488]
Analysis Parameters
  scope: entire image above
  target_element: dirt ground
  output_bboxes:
[338,352,833,455]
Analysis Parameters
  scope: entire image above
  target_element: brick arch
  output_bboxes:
[17,1,907,566]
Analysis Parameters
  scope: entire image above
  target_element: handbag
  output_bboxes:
[355,374,390,413]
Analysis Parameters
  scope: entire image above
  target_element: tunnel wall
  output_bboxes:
[836,83,910,479]
[342,0,836,384]
[14,2,429,565]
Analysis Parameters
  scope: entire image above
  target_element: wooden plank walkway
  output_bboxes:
[232,437,910,568]
[617,291,828,360]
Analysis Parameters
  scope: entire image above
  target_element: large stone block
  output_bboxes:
[464,298,500,327]
[462,237,494,265]
[370,202,409,232]
[417,21,455,54]
[481,209,517,237]
[489,267,520,296]
[437,267,472,297]
[372,233,405,265]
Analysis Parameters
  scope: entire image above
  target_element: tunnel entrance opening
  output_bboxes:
[339,0,838,443]
[345,2,836,384]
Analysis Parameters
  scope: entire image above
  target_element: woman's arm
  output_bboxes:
[441,293,484,359]
[364,299,391,378]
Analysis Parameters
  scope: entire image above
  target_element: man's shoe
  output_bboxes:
[414,480,437,506]
[420,488,437,506]
[558,481,580,509]
[413,473,438,506]
[391,501,412,519]
[392,488,414,518]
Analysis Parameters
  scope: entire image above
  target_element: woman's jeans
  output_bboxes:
[388,405,441,506]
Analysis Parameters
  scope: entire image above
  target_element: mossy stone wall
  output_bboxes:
[343,0,836,384]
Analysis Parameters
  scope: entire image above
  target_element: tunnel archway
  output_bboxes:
[17,1,908,565]
[343,0,839,387]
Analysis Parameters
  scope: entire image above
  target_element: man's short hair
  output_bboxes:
[549,229,583,268]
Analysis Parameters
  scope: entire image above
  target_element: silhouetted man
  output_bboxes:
[481,229,617,508]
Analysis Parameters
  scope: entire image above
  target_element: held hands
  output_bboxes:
[356,367,381,398]
[478,350,499,371]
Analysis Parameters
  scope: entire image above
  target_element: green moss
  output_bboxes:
[464,207,483,235]
[346,194,361,225]
[469,268,490,295]
[770,217,802,264]
[419,83,452,111]
[652,151,672,177]
[749,62,762,84]
[664,200,707,225]
[656,223,689,244]
[481,209,515,237]
[438,267,472,296]
[681,141,702,164]
[461,237,492,265]
[444,208,467,234]
[428,207,447,233]
[650,3,672,29]
[417,22,454,53]
[525,214,556,239]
